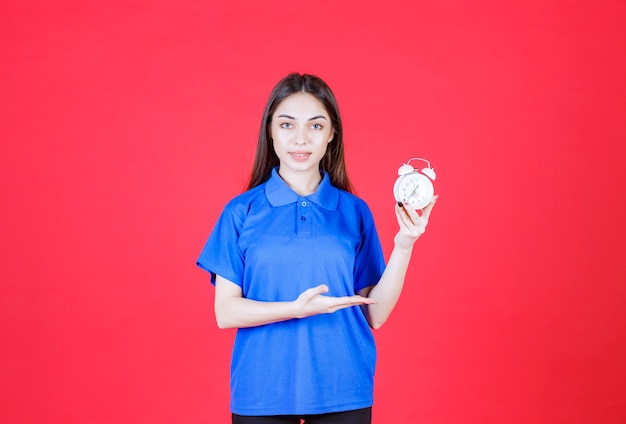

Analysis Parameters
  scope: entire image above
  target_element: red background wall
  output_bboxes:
[2,1,625,423]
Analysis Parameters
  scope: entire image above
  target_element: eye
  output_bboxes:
[311,123,323,130]
[280,122,293,129]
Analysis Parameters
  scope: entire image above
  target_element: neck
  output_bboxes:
[278,167,322,196]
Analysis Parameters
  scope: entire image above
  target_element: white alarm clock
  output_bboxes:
[393,158,437,209]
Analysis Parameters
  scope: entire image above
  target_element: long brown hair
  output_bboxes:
[245,73,354,193]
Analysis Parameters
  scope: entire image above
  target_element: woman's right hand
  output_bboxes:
[215,276,374,329]
[293,284,376,318]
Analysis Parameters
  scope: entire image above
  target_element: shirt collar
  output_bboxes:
[265,167,339,211]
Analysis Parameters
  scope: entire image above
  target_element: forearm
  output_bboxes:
[363,197,437,329]
[215,296,299,329]
[215,278,374,329]
[364,243,414,329]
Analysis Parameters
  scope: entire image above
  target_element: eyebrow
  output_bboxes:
[276,114,327,121]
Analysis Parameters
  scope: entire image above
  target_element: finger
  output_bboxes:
[395,201,411,221]
[314,284,329,295]
[394,204,409,230]
[330,295,375,305]
[349,295,376,304]
[396,202,417,229]
[421,195,438,221]
[403,201,423,223]
[328,296,376,312]
[304,284,329,299]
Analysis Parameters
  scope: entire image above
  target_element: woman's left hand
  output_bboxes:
[394,195,438,249]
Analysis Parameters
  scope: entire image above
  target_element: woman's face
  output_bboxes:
[270,92,334,179]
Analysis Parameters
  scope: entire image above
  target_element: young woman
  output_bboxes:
[197,73,437,424]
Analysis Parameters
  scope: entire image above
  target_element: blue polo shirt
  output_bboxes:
[197,167,385,416]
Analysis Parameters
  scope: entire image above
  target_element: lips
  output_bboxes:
[289,151,311,162]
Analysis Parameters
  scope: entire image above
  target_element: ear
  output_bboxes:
[328,127,335,143]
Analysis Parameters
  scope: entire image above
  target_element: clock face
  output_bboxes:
[393,173,434,209]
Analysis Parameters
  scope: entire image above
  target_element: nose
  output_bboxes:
[294,126,309,145]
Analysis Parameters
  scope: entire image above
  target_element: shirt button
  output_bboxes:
[301,216,306,221]
[301,201,307,207]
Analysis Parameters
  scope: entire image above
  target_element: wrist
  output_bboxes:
[392,241,414,255]
[393,234,416,253]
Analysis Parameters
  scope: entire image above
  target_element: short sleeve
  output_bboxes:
[353,210,386,292]
[196,206,244,286]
